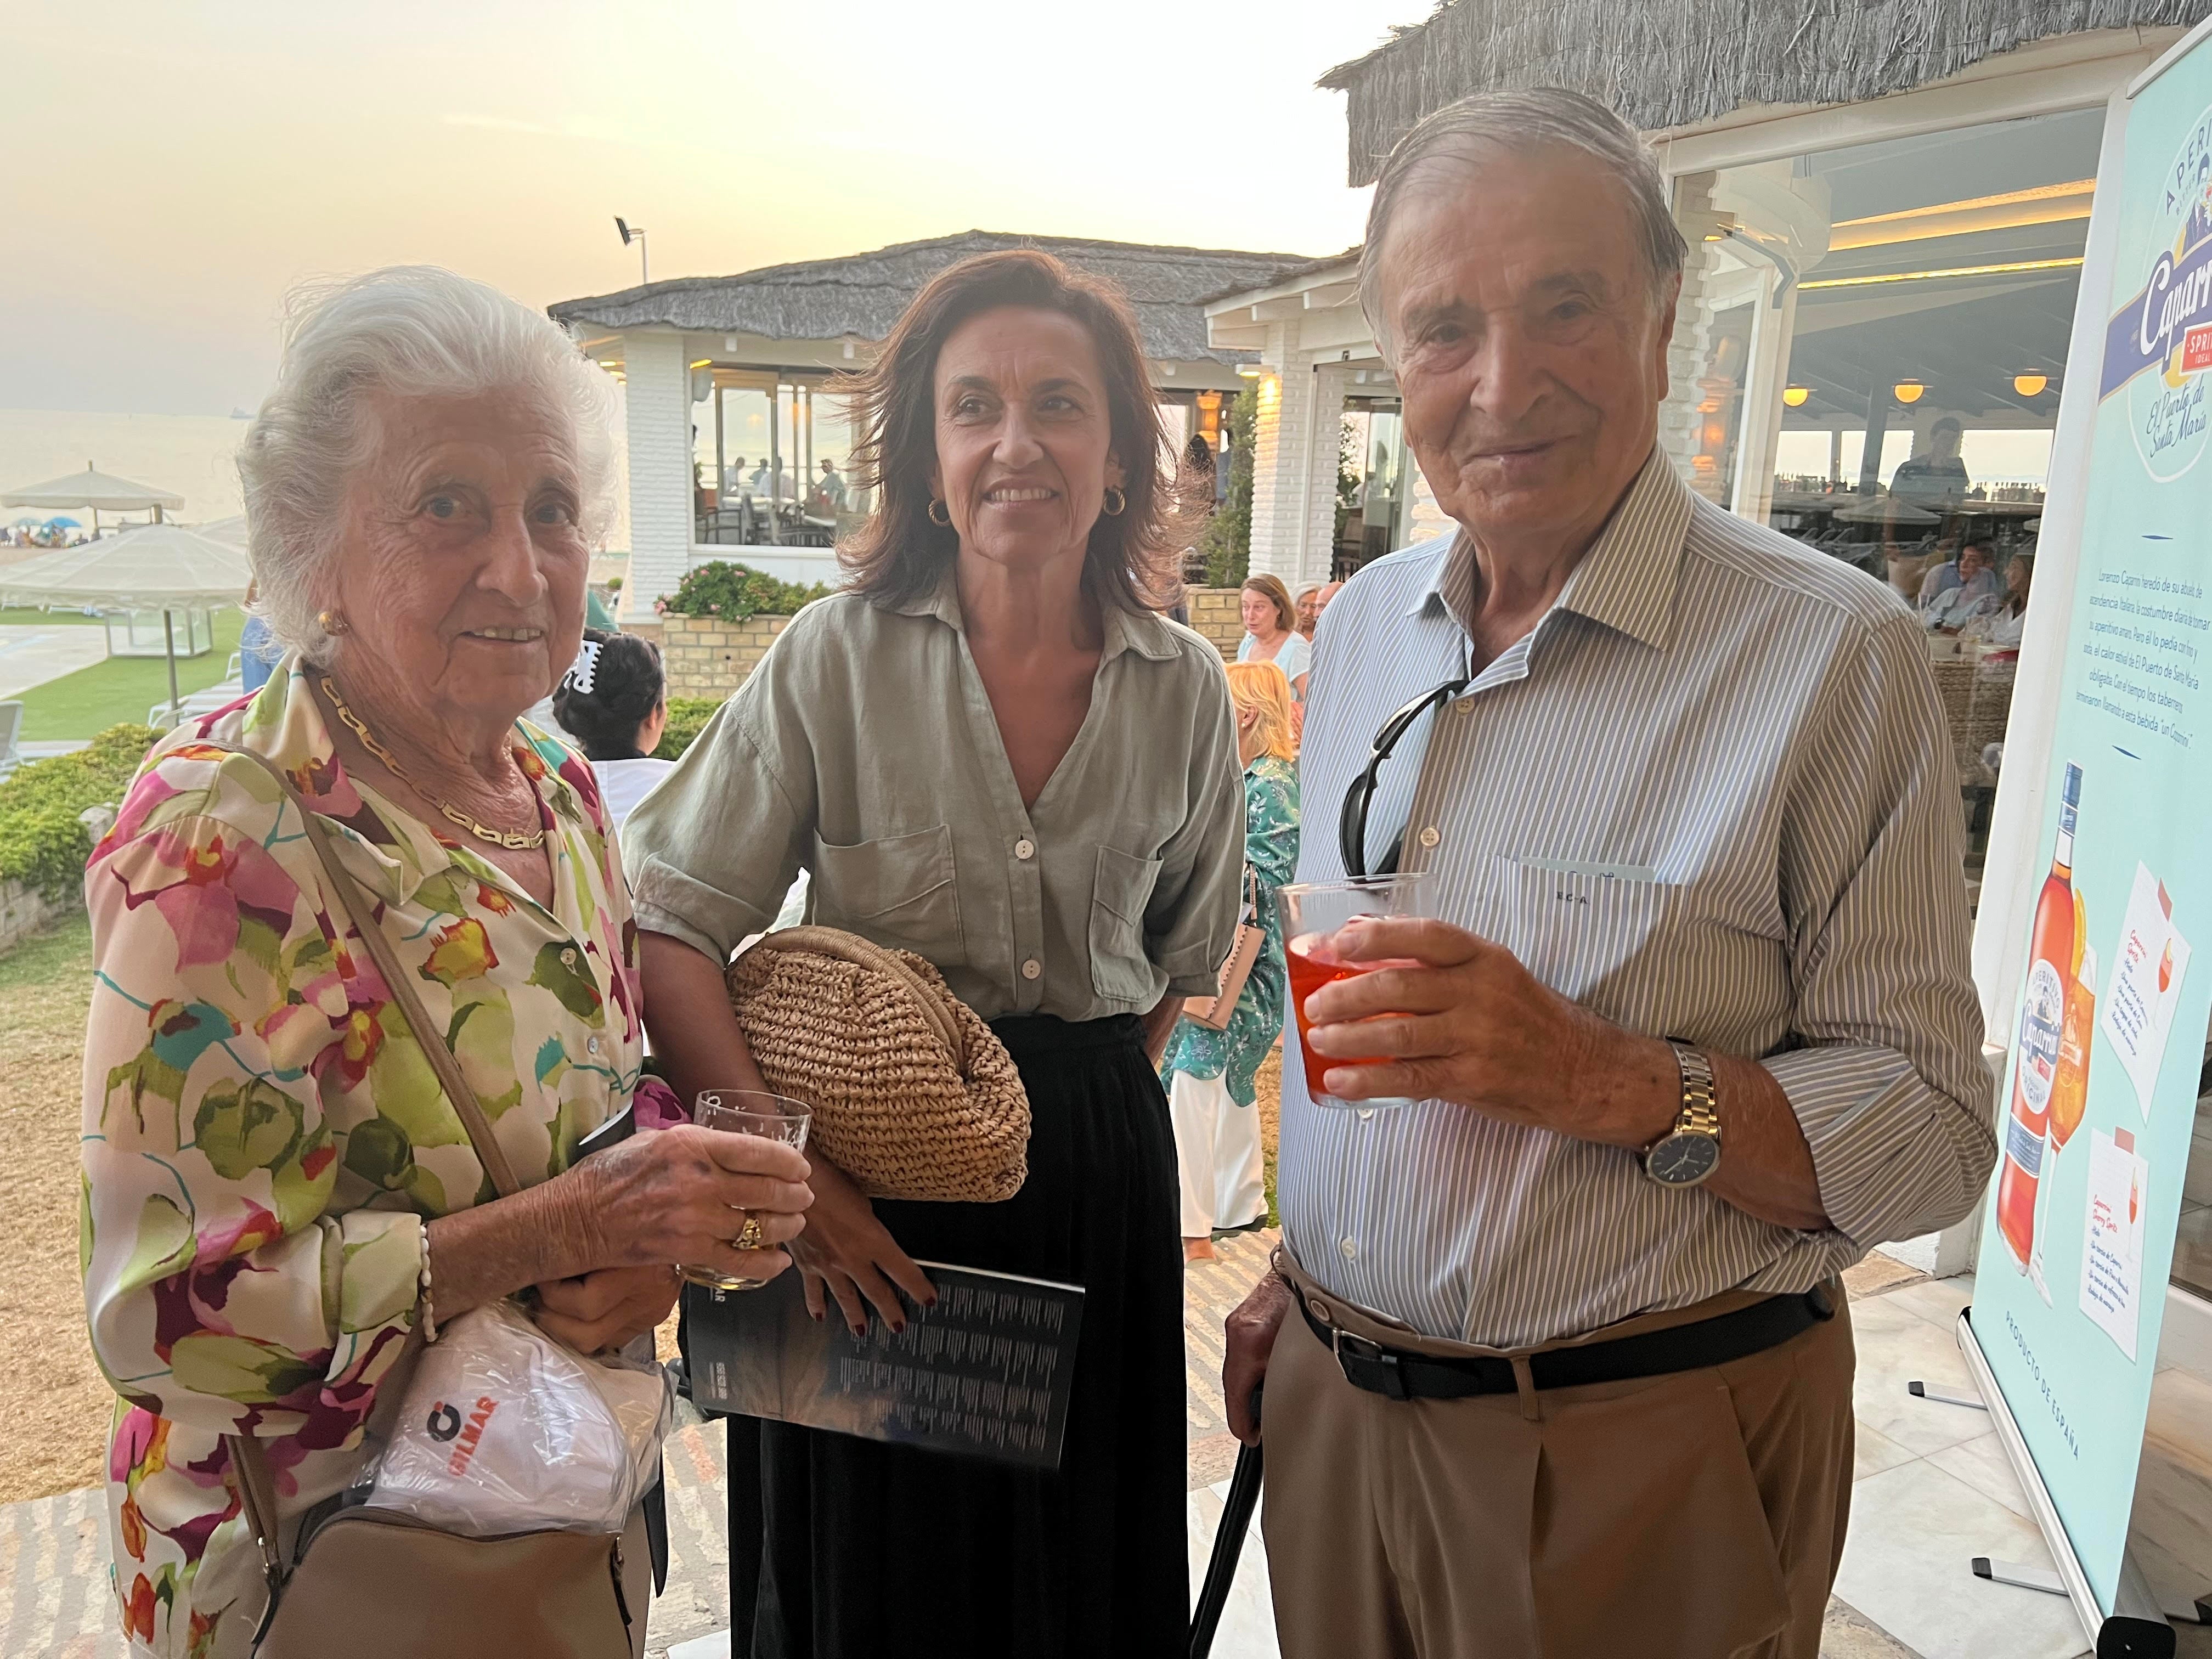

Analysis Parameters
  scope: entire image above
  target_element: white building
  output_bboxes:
[549,231,1321,621]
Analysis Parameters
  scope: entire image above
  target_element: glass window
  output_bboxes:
[693,369,861,546]
[1668,108,2105,877]
[1335,393,1409,578]
[1674,106,2101,575]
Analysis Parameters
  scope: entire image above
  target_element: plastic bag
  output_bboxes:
[361,1297,671,1537]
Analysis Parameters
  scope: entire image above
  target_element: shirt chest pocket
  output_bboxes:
[1498,858,1688,1031]
[1089,845,1164,1001]
[812,824,963,965]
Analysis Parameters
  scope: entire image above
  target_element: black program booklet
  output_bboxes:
[684,1262,1085,1470]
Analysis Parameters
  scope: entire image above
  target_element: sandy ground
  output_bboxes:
[0,917,111,1504]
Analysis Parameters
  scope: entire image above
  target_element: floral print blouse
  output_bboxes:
[80,657,645,1658]
[1160,754,1300,1107]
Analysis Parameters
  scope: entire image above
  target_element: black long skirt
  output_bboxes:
[726,1013,1189,1658]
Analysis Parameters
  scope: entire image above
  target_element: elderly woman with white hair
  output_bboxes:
[78,266,812,1659]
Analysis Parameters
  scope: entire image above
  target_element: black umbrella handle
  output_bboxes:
[1189,1388,1263,1659]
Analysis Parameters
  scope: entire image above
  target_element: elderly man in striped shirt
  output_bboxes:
[1222,89,1995,1659]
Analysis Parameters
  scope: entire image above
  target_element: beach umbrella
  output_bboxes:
[7,514,40,529]
[44,516,82,530]
[195,515,250,550]
[1832,491,1942,525]
[2,461,187,532]
[0,523,251,719]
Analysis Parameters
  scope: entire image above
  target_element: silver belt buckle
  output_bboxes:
[1331,1325,1408,1398]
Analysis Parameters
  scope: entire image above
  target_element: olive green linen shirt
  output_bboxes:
[622,573,1246,1024]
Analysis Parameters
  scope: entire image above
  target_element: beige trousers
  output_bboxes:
[1261,1254,1855,1659]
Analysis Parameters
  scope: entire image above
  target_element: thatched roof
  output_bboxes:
[1320,1,2212,185]
[549,231,1321,366]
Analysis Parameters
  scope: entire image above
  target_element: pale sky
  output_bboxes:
[3,0,1413,417]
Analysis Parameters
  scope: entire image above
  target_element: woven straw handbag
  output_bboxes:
[726,926,1030,1203]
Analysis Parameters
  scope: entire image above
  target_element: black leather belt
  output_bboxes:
[1301,1284,1835,1401]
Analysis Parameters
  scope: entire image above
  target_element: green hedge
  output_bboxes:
[653,698,721,761]
[660,562,831,621]
[0,724,159,902]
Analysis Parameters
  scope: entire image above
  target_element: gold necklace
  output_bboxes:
[318,677,547,851]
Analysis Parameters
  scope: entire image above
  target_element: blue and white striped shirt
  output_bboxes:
[1280,449,1995,1347]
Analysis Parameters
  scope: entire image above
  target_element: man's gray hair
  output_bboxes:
[1356,88,1689,364]
[239,266,617,662]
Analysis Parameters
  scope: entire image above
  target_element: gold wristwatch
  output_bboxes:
[1642,1041,1721,1187]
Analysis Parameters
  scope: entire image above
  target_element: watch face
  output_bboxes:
[1648,1132,1720,1186]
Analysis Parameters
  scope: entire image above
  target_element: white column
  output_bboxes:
[1246,321,1304,583]
[1296,362,1353,585]
[1661,173,1720,493]
[1730,275,1798,526]
[1404,450,1453,547]
[618,328,693,623]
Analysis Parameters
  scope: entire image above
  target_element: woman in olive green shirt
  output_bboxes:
[625,249,1243,1658]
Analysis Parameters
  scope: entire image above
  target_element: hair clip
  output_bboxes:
[562,639,603,697]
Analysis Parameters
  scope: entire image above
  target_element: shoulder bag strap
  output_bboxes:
[210,744,524,1612]
[232,1429,288,1608]
[217,744,522,1198]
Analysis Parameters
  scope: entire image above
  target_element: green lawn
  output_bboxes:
[15,607,246,741]
[0,606,105,627]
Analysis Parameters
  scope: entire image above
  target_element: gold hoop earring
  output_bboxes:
[927,499,952,527]
[1101,486,1127,517]
[316,609,349,635]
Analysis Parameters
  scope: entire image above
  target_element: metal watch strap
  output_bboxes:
[1667,1041,1720,1141]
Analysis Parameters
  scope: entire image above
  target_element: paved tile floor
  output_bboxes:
[0,626,106,702]
[7,1234,2207,1658]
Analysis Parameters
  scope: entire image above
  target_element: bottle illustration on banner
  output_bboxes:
[1998,760,2081,1271]
[2029,940,2096,1302]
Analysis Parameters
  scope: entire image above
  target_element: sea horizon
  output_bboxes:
[0,408,251,525]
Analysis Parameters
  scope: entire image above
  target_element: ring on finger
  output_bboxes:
[732,1212,766,1252]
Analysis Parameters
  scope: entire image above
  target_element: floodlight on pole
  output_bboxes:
[614,217,649,285]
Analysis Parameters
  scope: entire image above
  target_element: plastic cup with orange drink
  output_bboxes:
[1276,872,1437,1110]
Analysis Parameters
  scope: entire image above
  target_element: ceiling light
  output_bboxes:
[1828,178,2096,251]
[1783,386,1810,408]
[1237,363,1264,379]
[1893,381,1926,404]
[1800,257,2084,292]
[2013,373,2050,397]
[1835,178,2096,229]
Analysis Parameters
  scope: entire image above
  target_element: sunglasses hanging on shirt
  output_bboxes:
[1337,669,1471,879]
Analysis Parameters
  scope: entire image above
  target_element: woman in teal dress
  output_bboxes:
[1163,658,1300,1260]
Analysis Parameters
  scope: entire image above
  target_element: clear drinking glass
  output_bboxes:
[679,1090,812,1291]
[1276,871,1437,1111]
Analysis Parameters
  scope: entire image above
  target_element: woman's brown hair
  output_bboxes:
[839,249,1199,613]
[1241,573,1296,635]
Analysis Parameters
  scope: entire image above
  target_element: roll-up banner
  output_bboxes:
[1970,19,2212,1652]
